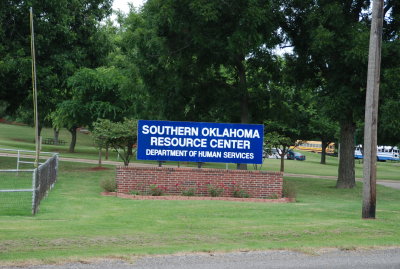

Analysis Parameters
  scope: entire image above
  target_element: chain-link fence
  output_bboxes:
[32,154,58,214]
[0,149,58,215]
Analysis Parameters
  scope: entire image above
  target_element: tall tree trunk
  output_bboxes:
[68,126,78,153]
[236,56,249,170]
[105,146,109,160]
[123,150,130,166]
[320,139,328,164]
[279,146,289,172]
[53,128,59,144]
[127,139,133,156]
[336,119,356,188]
[280,154,285,172]
[237,58,249,124]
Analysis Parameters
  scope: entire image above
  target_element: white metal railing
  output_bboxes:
[0,148,58,215]
[0,148,55,155]
[0,148,57,174]
[0,189,34,192]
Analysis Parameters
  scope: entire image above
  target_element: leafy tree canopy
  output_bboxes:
[0,0,113,126]
[92,118,138,166]
[122,0,282,124]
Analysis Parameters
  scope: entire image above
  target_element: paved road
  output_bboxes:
[4,248,400,269]
[376,180,400,190]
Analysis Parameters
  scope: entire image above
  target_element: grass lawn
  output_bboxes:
[0,157,35,216]
[0,160,399,263]
[195,151,400,180]
[260,151,400,180]
[0,123,112,160]
[1,123,399,180]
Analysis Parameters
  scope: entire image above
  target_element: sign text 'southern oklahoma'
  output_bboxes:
[137,120,264,164]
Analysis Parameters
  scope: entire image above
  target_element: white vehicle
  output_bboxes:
[263,148,287,159]
[354,145,363,159]
[377,146,400,161]
[354,145,400,161]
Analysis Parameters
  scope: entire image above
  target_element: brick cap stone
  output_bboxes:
[116,166,283,175]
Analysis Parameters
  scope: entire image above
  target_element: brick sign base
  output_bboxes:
[116,167,283,199]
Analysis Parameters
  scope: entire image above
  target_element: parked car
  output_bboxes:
[287,150,306,161]
[263,148,281,159]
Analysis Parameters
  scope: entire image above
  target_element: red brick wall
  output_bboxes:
[116,167,283,199]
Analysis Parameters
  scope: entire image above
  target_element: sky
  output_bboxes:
[112,0,145,13]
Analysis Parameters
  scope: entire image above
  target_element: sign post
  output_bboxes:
[30,7,40,168]
[362,0,384,219]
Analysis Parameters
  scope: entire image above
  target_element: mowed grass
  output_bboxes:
[0,157,35,216]
[260,151,400,180]
[194,150,400,180]
[0,160,399,263]
[0,123,117,161]
[1,122,399,180]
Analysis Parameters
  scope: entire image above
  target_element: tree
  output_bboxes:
[308,106,339,164]
[378,67,400,148]
[123,0,282,169]
[282,0,371,188]
[0,0,113,131]
[52,67,129,152]
[378,0,400,147]
[260,55,314,172]
[125,0,281,119]
[51,100,87,153]
[92,118,138,166]
[103,18,149,120]
[282,0,400,187]
[91,119,113,166]
[264,131,297,172]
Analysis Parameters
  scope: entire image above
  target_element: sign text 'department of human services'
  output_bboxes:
[137,120,264,164]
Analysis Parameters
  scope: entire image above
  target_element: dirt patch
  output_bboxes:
[0,119,27,125]
[11,138,28,142]
[101,192,295,203]
[90,166,111,171]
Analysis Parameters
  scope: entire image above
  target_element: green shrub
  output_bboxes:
[149,184,166,196]
[233,188,250,198]
[231,182,250,198]
[129,190,141,195]
[268,193,279,199]
[100,178,116,192]
[181,188,196,196]
[207,183,224,197]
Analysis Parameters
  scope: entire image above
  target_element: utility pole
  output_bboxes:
[362,0,384,219]
[30,7,40,168]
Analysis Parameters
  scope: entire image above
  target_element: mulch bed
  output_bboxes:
[89,166,111,171]
[101,192,295,203]
[0,119,27,125]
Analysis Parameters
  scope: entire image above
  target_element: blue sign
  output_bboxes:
[137,120,264,164]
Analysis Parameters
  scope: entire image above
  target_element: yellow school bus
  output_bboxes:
[296,140,335,154]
